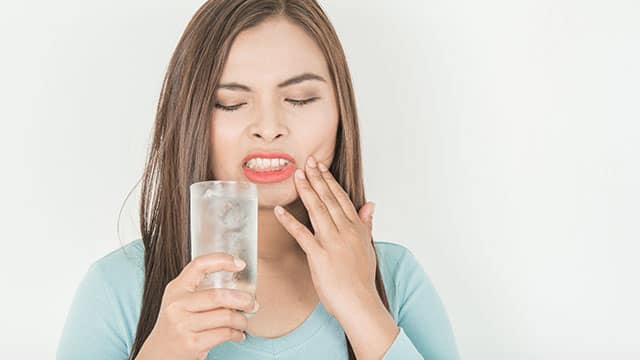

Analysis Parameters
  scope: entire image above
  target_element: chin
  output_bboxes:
[255,181,299,209]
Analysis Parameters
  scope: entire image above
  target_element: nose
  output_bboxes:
[249,104,288,142]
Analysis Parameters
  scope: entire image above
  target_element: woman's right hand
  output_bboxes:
[136,252,259,360]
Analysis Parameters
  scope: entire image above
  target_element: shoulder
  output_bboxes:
[373,240,426,283]
[372,241,431,316]
[373,241,417,268]
[94,238,145,269]
[372,241,460,358]
[57,239,146,357]
[89,239,145,286]
[81,238,146,314]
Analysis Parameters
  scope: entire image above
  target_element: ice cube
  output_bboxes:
[216,199,249,230]
[203,188,224,199]
[204,189,214,199]
[220,230,245,256]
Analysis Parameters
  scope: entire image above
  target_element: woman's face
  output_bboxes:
[210,16,339,208]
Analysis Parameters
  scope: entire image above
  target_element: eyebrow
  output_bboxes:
[215,72,326,92]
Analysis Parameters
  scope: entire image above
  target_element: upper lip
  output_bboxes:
[242,151,295,167]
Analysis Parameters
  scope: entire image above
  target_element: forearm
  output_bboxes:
[337,292,400,360]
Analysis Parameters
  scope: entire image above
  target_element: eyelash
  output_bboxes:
[214,97,320,112]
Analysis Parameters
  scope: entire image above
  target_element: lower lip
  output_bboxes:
[242,163,296,184]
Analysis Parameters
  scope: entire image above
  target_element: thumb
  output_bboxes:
[358,201,376,232]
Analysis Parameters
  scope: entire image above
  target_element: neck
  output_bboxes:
[257,198,309,266]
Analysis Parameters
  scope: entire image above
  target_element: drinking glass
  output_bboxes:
[189,180,258,310]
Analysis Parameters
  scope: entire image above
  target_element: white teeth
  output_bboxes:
[245,157,290,170]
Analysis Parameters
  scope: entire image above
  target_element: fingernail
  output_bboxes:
[371,202,376,215]
[234,257,246,268]
[295,169,306,180]
[274,205,285,215]
[307,156,317,168]
[252,301,260,313]
[241,332,246,341]
[318,162,328,172]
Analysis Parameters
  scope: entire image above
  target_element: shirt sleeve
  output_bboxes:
[56,261,130,360]
[382,246,460,360]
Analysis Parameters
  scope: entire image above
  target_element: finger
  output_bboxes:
[358,201,375,234]
[316,161,360,222]
[193,327,245,349]
[179,288,256,313]
[172,252,246,293]
[274,205,322,254]
[305,156,351,231]
[293,166,338,234]
[188,308,249,332]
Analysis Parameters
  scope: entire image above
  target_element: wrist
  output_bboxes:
[135,332,165,360]
[336,292,399,359]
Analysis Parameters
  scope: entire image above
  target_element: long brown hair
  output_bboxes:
[128,1,391,359]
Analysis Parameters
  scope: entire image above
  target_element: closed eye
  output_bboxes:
[214,102,246,112]
[286,97,320,107]
[214,97,320,112]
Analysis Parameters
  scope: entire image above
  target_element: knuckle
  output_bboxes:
[318,189,331,199]
[165,303,181,323]
[175,319,188,334]
[315,202,329,214]
[182,333,199,352]
[223,308,235,323]
[293,223,307,233]
[326,197,340,208]
[164,279,176,293]
[241,293,253,306]
[236,313,249,330]
[164,300,179,313]
[210,289,223,305]
[192,256,206,272]
[225,327,235,340]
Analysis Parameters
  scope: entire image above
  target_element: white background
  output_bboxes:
[1,0,639,358]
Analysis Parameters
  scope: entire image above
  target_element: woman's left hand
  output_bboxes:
[273,155,380,319]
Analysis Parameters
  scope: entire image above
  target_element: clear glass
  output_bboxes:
[189,180,258,311]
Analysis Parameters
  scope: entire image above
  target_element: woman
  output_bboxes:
[57,1,460,359]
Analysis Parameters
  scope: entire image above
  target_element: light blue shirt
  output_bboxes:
[57,239,460,359]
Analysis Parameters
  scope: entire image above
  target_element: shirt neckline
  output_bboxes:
[129,239,335,353]
[231,300,332,354]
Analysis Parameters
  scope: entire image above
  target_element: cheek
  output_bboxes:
[210,119,243,176]
[303,107,339,149]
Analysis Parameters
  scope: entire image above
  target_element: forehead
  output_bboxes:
[219,17,329,85]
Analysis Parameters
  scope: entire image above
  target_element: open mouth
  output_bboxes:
[242,158,291,172]
[240,151,297,183]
